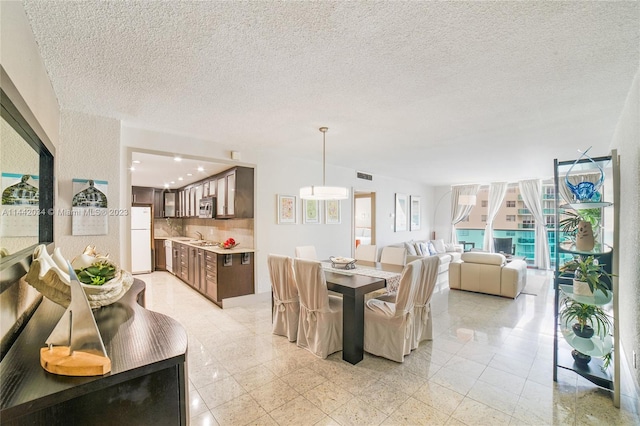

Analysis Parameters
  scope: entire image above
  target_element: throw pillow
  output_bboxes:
[432,239,446,254]
[414,242,423,256]
[417,242,428,256]
[427,241,437,256]
[444,243,457,252]
[404,241,417,256]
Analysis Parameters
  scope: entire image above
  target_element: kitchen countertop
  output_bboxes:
[157,236,255,254]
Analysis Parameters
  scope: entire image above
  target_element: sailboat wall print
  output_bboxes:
[72,178,109,236]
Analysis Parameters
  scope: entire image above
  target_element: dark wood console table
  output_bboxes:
[0,279,188,425]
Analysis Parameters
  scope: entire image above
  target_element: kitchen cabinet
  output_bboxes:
[153,190,164,218]
[215,166,254,219]
[154,239,166,270]
[168,240,254,308]
[132,186,154,204]
[172,244,180,275]
[178,243,189,283]
[165,191,176,217]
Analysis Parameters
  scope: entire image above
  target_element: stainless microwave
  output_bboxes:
[199,197,216,218]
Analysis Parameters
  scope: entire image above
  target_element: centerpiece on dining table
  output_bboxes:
[329,256,357,270]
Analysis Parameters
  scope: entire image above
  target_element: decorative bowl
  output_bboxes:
[218,243,239,249]
[329,256,357,270]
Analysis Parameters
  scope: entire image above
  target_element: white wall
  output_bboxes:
[55,111,122,263]
[610,69,640,393]
[0,1,59,148]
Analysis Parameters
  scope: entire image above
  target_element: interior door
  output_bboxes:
[353,191,376,255]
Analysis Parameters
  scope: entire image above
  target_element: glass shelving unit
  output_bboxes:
[552,150,620,407]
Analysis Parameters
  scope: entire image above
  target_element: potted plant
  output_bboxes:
[560,297,612,339]
[560,255,611,297]
[559,209,601,250]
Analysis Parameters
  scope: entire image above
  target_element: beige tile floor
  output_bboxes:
[138,270,639,426]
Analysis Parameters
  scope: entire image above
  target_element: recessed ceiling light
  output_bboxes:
[178,177,183,181]
[132,160,141,164]
[164,183,169,188]
[187,173,193,177]
[170,181,175,184]
[129,166,135,171]
[174,157,182,162]
[197,166,204,172]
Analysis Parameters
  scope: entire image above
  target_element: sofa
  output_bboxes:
[448,252,527,299]
[387,239,463,283]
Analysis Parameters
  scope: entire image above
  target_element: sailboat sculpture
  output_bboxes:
[40,262,111,376]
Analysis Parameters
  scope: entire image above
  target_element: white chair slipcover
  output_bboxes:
[355,244,377,262]
[295,245,318,260]
[293,258,343,359]
[380,246,406,266]
[268,254,300,342]
[411,256,440,349]
[363,259,422,362]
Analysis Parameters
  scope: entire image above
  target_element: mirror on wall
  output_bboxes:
[0,86,54,272]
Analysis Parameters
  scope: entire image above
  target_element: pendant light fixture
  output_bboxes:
[300,127,349,200]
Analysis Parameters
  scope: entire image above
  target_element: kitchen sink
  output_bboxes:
[193,241,219,247]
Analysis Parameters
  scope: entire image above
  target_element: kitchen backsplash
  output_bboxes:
[154,218,254,249]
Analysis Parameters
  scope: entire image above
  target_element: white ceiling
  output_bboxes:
[130,152,230,189]
[23,1,639,186]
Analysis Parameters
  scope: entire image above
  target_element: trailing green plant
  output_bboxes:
[75,260,117,286]
[559,209,601,238]
[601,350,613,372]
[560,297,612,336]
[560,255,612,294]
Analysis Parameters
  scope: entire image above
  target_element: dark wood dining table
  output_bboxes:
[323,260,403,365]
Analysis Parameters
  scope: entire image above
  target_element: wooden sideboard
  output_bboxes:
[0,279,188,425]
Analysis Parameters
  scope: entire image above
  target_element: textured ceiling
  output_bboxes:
[23,1,639,185]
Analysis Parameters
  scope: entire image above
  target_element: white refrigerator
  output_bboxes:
[131,206,152,274]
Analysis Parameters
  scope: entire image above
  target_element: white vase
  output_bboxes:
[575,221,595,251]
[573,279,593,297]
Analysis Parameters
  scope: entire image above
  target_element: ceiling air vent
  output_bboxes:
[356,171,373,181]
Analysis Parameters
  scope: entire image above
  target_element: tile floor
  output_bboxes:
[138,269,639,425]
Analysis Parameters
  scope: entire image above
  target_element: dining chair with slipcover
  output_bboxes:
[268,254,300,342]
[363,259,422,362]
[379,246,406,266]
[293,258,343,358]
[411,256,441,349]
[295,245,318,260]
[354,244,378,262]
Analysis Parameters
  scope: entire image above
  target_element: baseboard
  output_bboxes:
[222,291,271,308]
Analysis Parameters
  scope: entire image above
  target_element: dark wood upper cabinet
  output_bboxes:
[216,166,254,219]
[132,186,154,204]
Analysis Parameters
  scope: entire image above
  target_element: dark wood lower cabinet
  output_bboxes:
[154,239,166,270]
[169,243,254,307]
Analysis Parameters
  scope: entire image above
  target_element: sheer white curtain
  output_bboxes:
[519,179,551,269]
[450,184,481,244]
[482,182,508,252]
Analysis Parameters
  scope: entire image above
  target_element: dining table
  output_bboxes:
[322,260,403,365]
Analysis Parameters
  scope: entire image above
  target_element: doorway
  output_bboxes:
[353,191,376,255]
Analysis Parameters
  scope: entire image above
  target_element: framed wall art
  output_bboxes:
[325,200,341,224]
[410,195,421,231]
[303,199,321,224]
[277,194,296,224]
[394,193,408,232]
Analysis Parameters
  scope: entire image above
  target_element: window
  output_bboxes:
[481,215,487,222]
[506,215,516,222]
[506,200,516,208]
[481,200,488,208]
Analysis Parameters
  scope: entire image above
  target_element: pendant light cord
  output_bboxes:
[320,127,328,186]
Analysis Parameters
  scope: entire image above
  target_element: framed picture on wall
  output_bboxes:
[303,199,321,224]
[277,194,297,224]
[410,195,421,231]
[395,193,408,232]
[325,200,341,224]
